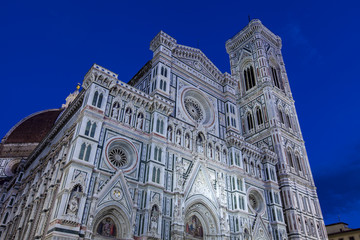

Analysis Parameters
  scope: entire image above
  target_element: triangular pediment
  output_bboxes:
[252,215,272,240]
[185,164,218,206]
[95,171,134,218]
[173,45,224,83]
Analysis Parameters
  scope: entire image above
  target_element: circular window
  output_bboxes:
[181,88,215,126]
[184,98,204,122]
[105,138,138,172]
[248,190,264,213]
[108,147,127,167]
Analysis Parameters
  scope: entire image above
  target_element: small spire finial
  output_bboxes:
[76,83,81,90]
[248,15,251,22]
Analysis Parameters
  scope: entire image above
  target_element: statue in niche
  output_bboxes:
[167,126,173,141]
[176,130,181,145]
[111,102,120,119]
[185,133,190,149]
[124,108,132,124]
[196,133,204,153]
[150,205,159,232]
[67,185,82,215]
[97,217,117,237]
[136,113,144,129]
[215,147,220,161]
[222,150,227,163]
[67,196,79,214]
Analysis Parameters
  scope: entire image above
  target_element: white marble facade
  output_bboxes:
[0,19,327,240]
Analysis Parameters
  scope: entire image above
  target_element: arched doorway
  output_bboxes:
[92,206,131,240]
[184,198,220,239]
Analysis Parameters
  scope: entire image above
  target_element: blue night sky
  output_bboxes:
[1,0,359,228]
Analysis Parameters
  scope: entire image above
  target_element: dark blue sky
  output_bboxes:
[1,0,359,228]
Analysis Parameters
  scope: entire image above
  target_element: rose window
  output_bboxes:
[108,147,127,167]
[184,98,203,122]
[248,190,264,213]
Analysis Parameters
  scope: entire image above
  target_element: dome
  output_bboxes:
[2,109,63,144]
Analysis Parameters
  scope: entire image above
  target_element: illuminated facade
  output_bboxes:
[0,19,326,239]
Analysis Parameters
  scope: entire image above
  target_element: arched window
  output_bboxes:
[2,212,8,224]
[154,147,158,160]
[256,107,263,125]
[158,148,162,161]
[286,150,294,168]
[163,81,167,92]
[243,65,256,91]
[85,121,91,136]
[247,112,254,131]
[92,91,98,106]
[85,145,91,161]
[165,68,168,77]
[278,108,284,124]
[160,120,164,134]
[79,143,86,160]
[160,79,163,90]
[90,123,96,137]
[161,66,164,76]
[295,155,302,172]
[286,113,292,129]
[271,67,283,90]
[156,168,160,183]
[152,167,156,182]
[156,119,160,132]
[97,93,103,108]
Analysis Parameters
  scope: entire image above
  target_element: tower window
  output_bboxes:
[243,65,256,91]
[256,107,264,125]
[247,112,254,131]
[271,67,283,90]
[92,91,103,108]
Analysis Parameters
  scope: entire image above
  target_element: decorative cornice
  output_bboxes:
[226,131,277,164]
[150,31,177,52]
[225,19,281,53]
[82,64,118,90]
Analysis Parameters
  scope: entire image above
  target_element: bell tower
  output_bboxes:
[226,19,327,240]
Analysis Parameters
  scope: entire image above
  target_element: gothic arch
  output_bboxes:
[184,196,221,238]
[92,206,131,240]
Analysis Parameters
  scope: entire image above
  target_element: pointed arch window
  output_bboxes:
[247,112,254,131]
[90,123,96,137]
[92,91,98,106]
[286,150,294,168]
[243,65,256,91]
[295,155,302,172]
[156,168,160,183]
[256,107,264,125]
[286,113,292,129]
[85,121,91,136]
[97,93,103,108]
[79,143,86,160]
[278,108,284,124]
[152,167,156,182]
[271,67,283,90]
[85,145,91,161]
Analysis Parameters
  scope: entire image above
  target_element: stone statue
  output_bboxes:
[136,114,143,129]
[185,134,190,149]
[67,196,79,215]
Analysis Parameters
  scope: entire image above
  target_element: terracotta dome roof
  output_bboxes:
[3,109,63,144]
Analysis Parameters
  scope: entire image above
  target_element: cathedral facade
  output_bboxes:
[0,20,327,240]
